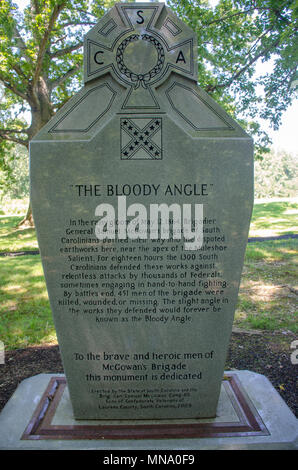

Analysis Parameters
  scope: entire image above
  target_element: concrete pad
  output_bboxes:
[0,371,297,449]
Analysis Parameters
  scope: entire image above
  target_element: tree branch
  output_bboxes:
[52,35,67,45]
[31,0,40,15]
[245,27,274,58]
[0,128,29,146]
[11,63,29,82]
[200,6,274,29]
[73,8,98,19]
[32,2,67,88]
[0,73,27,101]
[206,38,281,93]
[231,39,280,83]
[11,24,33,64]
[49,41,83,58]
[49,63,82,92]
[200,7,256,28]
[60,21,97,27]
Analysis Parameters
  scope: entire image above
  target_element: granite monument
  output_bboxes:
[30,2,254,420]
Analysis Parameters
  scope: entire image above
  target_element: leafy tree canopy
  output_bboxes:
[168,0,297,153]
[0,0,297,177]
[254,149,297,198]
[0,0,119,223]
[0,1,118,148]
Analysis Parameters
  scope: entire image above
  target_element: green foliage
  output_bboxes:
[0,215,38,250]
[237,238,298,333]
[0,255,55,349]
[167,0,298,154]
[254,150,298,198]
[245,237,298,261]
[0,144,29,199]
[0,1,119,171]
[249,199,298,238]
[0,0,297,182]
[1,232,297,350]
[0,202,297,349]
[2,146,296,211]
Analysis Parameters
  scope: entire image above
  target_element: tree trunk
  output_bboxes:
[17,78,54,228]
[17,201,34,228]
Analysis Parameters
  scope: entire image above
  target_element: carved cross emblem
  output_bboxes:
[120,118,162,160]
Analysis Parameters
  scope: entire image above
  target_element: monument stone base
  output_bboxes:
[0,370,297,450]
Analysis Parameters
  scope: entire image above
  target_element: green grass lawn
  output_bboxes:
[0,199,297,349]
[249,199,298,237]
[0,216,38,253]
[0,255,55,349]
[1,199,297,254]
[237,239,297,332]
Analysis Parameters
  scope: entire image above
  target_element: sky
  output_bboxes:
[10,0,298,155]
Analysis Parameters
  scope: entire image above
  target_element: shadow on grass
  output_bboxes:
[0,255,55,349]
[251,202,298,233]
[245,238,298,261]
[0,255,44,289]
[0,216,23,230]
[0,217,37,253]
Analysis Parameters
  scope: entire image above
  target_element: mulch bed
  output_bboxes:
[0,330,297,418]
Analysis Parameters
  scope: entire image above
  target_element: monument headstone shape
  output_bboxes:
[30,2,253,420]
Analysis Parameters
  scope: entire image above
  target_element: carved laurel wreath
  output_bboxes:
[116,34,165,88]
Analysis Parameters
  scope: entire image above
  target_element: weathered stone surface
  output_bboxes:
[30,3,253,419]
